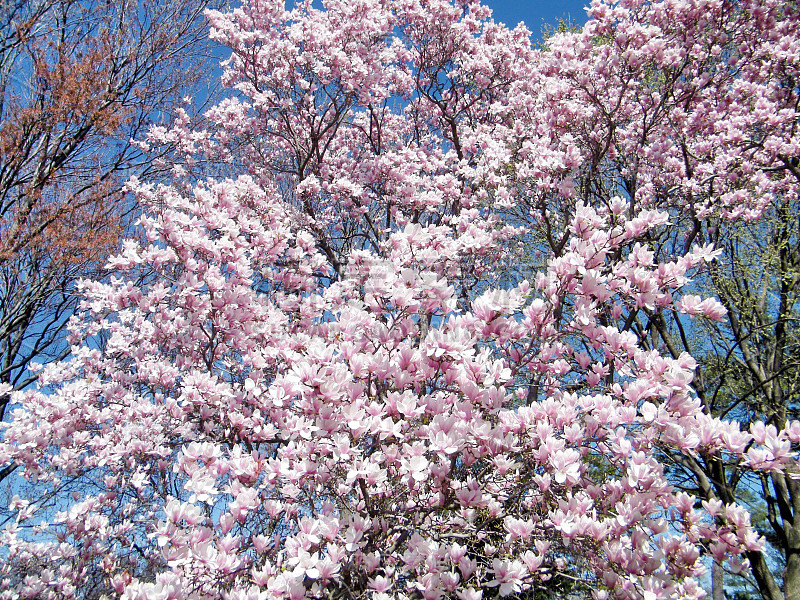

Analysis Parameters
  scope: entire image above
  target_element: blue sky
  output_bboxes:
[484,0,590,38]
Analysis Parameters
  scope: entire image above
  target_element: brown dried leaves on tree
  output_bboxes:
[0,0,220,418]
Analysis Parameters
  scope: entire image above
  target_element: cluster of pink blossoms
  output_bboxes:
[1,0,798,599]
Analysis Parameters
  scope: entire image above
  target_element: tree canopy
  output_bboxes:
[0,0,799,599]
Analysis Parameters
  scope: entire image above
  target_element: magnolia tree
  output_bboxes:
[1,0,799,599]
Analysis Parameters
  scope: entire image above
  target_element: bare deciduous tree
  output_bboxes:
[0,0,221,422]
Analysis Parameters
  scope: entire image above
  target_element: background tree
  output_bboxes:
[0,0,221,425]
[650,181,800,600]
